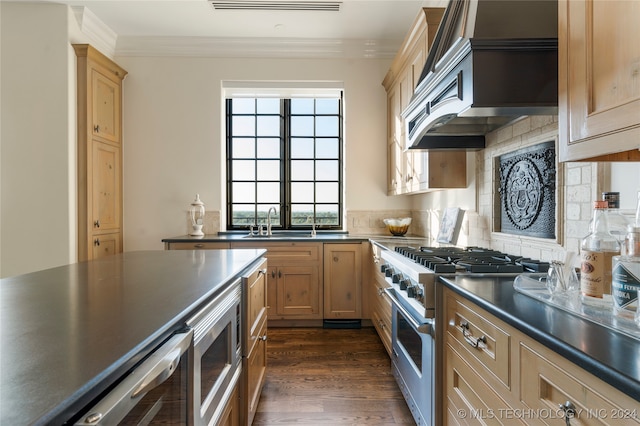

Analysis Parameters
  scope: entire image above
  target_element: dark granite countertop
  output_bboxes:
[0,249,266,425]
[439,274,640,402]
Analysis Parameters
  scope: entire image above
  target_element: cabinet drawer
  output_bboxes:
[445,343,526,426]
[244,315,267,426]
[371,306,392,356]
[243,258,268,353]
[445,292,510,387]
[231,242,320,262]
[167,242,230,250]
[520,344,640,426]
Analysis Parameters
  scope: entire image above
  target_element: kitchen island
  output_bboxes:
[0,249,265,425]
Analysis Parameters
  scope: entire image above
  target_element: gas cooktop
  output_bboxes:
[394,246,550,274]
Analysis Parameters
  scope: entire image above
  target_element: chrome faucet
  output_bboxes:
[267,207,277,236]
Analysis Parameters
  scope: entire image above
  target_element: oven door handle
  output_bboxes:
[75,328,193,426]
[384,288,434,335]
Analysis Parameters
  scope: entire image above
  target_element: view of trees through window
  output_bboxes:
[226,95,343,230]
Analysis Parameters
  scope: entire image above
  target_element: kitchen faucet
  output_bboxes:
[267,207,277,236]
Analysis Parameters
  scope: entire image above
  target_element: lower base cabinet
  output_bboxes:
[442,287,640,426]
[242,258,268,426]
[217,384,240,426]
[243,316,267,426]
[368,243,392,356]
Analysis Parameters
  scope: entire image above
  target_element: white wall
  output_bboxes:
[116,55,411,251]
[0,3,76,277]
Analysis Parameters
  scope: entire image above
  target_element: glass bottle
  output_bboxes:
[580,200,620,300]
[612,225,640,322]
[602,192,631,247]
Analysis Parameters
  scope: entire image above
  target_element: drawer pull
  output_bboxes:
[258,334,267,341]
[194,244,204,248]
[559,401,576,426]
[460,321,486,349]
[258,268,267,276]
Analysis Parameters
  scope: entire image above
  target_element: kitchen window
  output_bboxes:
[225,91,343,231]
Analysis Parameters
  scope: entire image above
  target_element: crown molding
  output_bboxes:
[71,6,118,58]
[115,36,399,59]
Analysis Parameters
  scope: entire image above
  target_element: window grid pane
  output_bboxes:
[227,96,342,229]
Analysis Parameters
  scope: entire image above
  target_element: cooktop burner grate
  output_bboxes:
[394,246,549,273]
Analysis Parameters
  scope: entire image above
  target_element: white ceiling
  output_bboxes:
[48,0,447,57]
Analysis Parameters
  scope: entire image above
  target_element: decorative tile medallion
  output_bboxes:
[498,141,556,239]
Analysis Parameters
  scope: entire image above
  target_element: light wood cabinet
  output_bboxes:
[74,44,127,261]
[442,287,640,426]
[558,0,640,162]
[241,258,268,426]
[369,245,392,356]
[323,243,363,319]
[217,383,240,426]
[231,242,323,322]
[91,232,121,259]
[383,7,466,195]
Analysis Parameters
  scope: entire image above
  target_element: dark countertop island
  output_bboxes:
[439,274,640,402]
[0,249,266,425]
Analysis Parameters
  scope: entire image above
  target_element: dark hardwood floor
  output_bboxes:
[252,327,415,425]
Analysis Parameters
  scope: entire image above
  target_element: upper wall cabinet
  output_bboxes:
[383,8,466,195]
[74,44,127,261]
[558,0,640,162]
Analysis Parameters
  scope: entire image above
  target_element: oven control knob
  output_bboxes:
[385,267,394,278]
[392,273,402,284]
[380,264,388,273]
[399,279,410,290]
[407,285,416,298]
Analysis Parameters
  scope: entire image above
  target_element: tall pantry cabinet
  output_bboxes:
[73,45,127,261]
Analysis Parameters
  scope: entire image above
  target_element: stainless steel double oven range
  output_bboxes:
[376,241,549,426]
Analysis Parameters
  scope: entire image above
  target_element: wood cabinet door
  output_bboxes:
[276,266,321,318]
[218,384,240,426]
[91,67,122,145]
[387,86,403,195]
[559,0,640,161]
[324,244,362,319]
[91,232,122,259]
[92,141,121,232]
[244,259,268,353]
[244,316,267,426]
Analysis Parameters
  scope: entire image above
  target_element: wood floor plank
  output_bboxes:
[252,327,415,425]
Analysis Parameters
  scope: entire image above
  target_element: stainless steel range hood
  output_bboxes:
[403,0,558,151]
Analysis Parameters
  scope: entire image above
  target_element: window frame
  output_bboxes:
[225,94,344,231]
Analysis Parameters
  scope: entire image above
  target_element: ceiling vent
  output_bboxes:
[209,1,341,11]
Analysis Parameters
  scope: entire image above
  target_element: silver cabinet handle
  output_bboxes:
[559,401,576,426]
[75,329,193,425]
[460,321,486,349]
